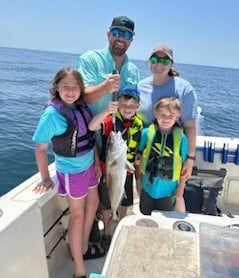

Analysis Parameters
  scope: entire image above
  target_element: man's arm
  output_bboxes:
[84,72,120,104]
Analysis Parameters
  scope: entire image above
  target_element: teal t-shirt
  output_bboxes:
[77,47,140,115]
[32,105,94,174]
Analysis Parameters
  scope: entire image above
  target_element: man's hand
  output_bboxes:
[105,73,120,93]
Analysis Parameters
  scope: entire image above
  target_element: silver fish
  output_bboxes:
[106,131,134,220]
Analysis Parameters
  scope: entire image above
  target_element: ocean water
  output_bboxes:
[0,47,239,196]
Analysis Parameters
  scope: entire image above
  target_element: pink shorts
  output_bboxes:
[57,165,98,199]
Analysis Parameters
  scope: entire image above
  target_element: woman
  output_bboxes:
[138,43,197,180]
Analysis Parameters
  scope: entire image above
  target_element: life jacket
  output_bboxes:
[46,99,95,157]
[101,111,143,163]
[140,124,182,181]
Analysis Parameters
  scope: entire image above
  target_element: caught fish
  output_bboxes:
[106,131,135,220]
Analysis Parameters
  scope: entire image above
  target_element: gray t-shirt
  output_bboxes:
[137,76,197,125]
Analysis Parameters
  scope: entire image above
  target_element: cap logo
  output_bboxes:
[120,17,129,26]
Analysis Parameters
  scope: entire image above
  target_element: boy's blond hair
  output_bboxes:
[154,97,181,113]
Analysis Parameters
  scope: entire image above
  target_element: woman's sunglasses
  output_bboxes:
[150,55,171,65]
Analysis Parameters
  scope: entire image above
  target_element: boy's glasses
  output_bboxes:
[150,55,171,65]
[111,28,133,41]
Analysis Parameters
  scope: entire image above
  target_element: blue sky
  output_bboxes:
[1,0,239,68]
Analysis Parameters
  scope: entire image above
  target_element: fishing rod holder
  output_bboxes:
[203,141,239,165]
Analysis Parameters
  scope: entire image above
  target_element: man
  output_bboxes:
[77,15,140,116]
[77,15,140,250]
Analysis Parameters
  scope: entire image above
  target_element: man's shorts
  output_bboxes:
[140,189,176,215]
[99,173,134,210]
[57,165,98,199]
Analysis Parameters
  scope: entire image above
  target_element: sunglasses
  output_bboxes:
[111,28,133,41]
[150,55,171,65]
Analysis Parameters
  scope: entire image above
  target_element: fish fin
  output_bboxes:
[125,160,135,173]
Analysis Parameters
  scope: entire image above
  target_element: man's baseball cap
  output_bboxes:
[110,16,135,35]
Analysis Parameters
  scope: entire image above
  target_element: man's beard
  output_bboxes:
[111,42,127,56]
